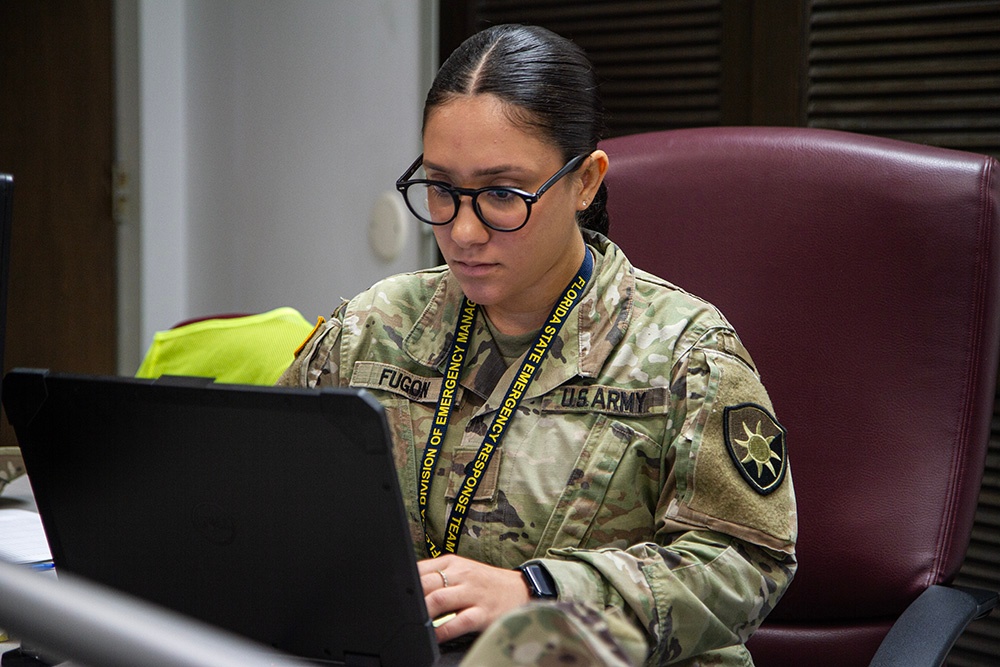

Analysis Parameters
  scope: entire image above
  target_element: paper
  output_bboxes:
[0,509,52,564]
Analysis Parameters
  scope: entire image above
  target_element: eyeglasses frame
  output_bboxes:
[395,152,590,232]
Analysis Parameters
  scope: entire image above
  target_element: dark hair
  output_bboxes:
[424,24,610,236]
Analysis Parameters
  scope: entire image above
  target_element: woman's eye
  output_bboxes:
[483,189,518,205]
[428,184,453,200]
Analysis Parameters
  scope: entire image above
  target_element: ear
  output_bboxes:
[577,150,609,210]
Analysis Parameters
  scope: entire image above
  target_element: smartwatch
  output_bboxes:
[517,562,558,599]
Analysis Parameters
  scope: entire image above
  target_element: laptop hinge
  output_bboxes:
[152,375,217,387]
[344,653,381,667]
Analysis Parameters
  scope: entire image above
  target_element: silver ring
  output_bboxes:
[436,569,449,588]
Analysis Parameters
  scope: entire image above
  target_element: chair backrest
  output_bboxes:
[600,127,1000,667]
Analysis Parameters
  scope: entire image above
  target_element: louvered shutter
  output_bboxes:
[950,418,1000,665]
[474,0,726,136]
[807,1,1000,158]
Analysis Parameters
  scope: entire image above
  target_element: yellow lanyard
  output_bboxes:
[418,250,594,557]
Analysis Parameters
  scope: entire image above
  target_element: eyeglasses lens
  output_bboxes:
[405,184,528,231]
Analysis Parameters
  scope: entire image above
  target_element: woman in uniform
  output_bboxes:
[279,23,796,667]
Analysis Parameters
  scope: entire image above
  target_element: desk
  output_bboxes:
[0,474,465,667]
[1,474,38,655]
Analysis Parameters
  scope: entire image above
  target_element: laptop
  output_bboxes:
[1,369,439,667]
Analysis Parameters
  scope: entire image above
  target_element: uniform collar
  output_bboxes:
[403,231,635,401]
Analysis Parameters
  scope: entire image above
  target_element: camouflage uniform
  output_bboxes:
[278,232,797,666]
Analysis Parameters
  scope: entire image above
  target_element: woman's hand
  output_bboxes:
[417,554,532,643]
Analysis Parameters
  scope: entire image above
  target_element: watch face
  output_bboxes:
[521,564,557,599]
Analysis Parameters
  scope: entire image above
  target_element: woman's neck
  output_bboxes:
[483,306,548,337]
[484,242,589,336]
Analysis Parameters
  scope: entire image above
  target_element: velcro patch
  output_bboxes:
[542,385,668,417]
[723,403,787,495]
[351,361,441,403]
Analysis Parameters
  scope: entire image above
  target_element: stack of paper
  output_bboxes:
[0,509,52,565]
[0,509,53,642]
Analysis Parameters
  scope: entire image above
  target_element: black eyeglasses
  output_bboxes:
[395,153,588,232]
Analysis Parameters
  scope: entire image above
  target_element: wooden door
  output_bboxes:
[0,0,116,447]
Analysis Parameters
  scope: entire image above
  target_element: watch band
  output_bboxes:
[518,563,557,599]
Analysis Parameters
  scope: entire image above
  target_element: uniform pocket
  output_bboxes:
[534,415,660,556]
[444,447,502,504]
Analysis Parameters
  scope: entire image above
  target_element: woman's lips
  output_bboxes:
[452,259,498,277]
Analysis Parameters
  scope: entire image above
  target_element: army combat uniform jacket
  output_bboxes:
[278,232,797,666]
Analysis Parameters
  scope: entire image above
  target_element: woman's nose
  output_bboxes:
[449,196,490,247]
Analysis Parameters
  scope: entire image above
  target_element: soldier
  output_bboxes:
[279,23,796,666]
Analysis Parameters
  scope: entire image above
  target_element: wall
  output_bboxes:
[121,0,436,371]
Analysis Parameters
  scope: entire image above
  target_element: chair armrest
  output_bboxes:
[869,584,998,667]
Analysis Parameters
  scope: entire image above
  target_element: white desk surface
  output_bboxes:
[1,473,39,655]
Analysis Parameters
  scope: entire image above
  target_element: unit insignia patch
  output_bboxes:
[723,403,788,495]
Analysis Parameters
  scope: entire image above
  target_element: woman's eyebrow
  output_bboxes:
[422,160,529,178]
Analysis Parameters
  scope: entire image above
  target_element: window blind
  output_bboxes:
[475,0,725,136]
[807,0,1000,158]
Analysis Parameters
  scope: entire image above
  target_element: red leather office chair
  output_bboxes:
[601,127,999,667]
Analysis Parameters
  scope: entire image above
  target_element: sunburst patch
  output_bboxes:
[723,403,787,495]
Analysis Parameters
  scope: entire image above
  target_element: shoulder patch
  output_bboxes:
[723,403,787,495]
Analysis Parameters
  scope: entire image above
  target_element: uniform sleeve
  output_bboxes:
[275,302,349,389]
[535,330,797,664]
